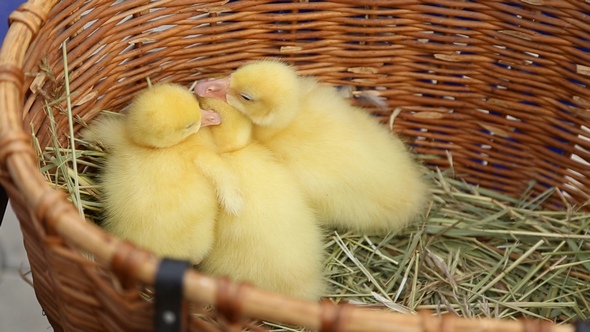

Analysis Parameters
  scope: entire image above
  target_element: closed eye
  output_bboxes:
[240,93,253,102]
[185,123,196,129]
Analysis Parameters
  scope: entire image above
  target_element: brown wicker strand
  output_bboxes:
[215,277,250,325]
[7,2,48,36]
[320,301,353,332]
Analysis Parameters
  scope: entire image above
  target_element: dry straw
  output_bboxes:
[2,0,590,331]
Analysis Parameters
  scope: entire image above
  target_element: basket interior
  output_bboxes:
[6,0,590,329]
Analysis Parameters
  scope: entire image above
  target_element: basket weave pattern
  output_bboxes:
[1,0,589,331]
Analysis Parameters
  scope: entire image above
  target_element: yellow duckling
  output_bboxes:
[197,97,325,300]
[82,83,243,263]
[195,60,430,234]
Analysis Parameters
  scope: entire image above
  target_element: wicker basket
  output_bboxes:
[1,0,589,331]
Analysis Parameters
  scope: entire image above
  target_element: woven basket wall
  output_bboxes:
[1,0,589,331]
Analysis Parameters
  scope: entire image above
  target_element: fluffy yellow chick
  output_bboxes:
[195,60,430,234]
[82,83,243,263]
[197,97,325,300]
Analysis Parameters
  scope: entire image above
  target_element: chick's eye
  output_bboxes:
[240,93,253,102]
[185,123,196,129]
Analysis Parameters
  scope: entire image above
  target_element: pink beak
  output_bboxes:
[200,108,221,127]
[194,76,231,101]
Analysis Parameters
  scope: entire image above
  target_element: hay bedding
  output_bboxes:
[33,58,590,329]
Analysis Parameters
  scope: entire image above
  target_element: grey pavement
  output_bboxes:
[1,203,53,331]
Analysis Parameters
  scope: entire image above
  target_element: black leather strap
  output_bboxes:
[155,258,191,332]
[0,185,8,228]
[576,321,590,332]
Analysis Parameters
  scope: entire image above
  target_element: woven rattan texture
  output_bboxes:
[23,0,590,209]
[1,0,589,331]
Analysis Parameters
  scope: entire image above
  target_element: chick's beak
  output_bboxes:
[194,76,230,101]
[200,108,221,127]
